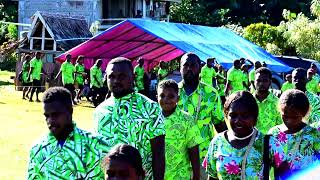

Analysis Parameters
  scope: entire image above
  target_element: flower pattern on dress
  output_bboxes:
[204,131,286,179]
[277,131,288,143]
[224,160,241,175]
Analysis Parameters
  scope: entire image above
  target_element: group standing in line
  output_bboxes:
[25,51,320,180]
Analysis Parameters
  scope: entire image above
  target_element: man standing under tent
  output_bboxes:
[253,67,282,134]
[225,59,247,95]
[28,52,46,102]
[249,61,262,91]
[177,52,226,179]
[134,57,145,94]
[200,57,217,88]
[94,57,165,180]
[55,54,76,105]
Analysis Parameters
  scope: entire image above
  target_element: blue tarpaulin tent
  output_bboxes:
[57,19,292,72]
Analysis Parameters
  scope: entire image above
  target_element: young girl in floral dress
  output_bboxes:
[268,89,320,177]
[203,91,289,179]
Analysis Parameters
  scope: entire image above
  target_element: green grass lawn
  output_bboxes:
[0,71,96,179]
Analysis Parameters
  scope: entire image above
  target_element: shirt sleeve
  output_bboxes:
[27,147,42,180]
[227,70,235,82]
[61,63,65,73]
[204,137,218,178]
[147,103,165,140]
[185,114,204,148]
[209,87,224,125]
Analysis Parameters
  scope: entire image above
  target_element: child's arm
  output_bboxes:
[188,145,200,180]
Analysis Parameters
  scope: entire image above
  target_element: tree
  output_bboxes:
[0,0,18,43]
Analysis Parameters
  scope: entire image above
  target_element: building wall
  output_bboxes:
[18,0,101,34]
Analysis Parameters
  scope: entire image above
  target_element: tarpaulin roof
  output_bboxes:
[57,19,292,72]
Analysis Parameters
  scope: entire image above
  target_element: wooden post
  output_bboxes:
[30,38,33,50]
[41,24,45,51]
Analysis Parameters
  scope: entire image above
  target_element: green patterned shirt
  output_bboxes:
[93,93,165,179]
[61,61,75,85]
[164,108,203,179]
[178,82,224,158]
[281,82,294,92]
[227,67,246,94]
[90,65,103,88]
[249,69,255,82]
[307,77,320,94]
[306,91,320,126]
[30,58,43,81]
[254,92,282,134]
[75,63,85,85]
[200,65,217,86]
[27,125,105,179]
[134,66,145,91]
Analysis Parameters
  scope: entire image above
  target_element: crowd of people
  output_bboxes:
[24,51,320,180]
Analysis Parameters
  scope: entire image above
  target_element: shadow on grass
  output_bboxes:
[0,81,14,86]
[79,104,95,108]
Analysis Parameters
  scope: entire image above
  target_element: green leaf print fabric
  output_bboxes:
[93,93,165,179]
[27,125,105,179]
[178,82,224,159]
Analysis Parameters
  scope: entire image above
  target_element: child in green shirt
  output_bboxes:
[157,80,203,180]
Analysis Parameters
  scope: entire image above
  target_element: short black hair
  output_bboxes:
[279,89,310,117]
[224,91,259,121]
[255,67,272,79]
[158,79,179,94]
[233,59,240,66]
[293,67,307,75]
[181,52,201,66]
[108,57,133,72]
[76,55,84,63]
[102,144,145,177]
[43,87,73,106]
[25,55,31,60]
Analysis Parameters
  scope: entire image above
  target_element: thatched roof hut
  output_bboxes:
[19,11,92,53]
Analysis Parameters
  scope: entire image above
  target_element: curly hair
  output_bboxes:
[101,144,145,178]
[158,79,178,94]
[279,89,310,117]
[42,87,72,106]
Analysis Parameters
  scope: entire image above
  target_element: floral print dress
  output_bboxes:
[268,124,320,172]
[203,131,286,180]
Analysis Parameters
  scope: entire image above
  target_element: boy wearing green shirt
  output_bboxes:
[157,61,168,81]
[306,69,320,95]
[254,67,282,134]
[225,60,247,95]
[200,57,217,87]
[74,56,86,101]
[281,74,294,92]
[22,55,32,100]
[157,79,203,180]
[28,52,46,102]
[56,54,76,104]
[90,59,104,107]
[249,61,262,91]
[27,87,105,179]
[134,57,145,93]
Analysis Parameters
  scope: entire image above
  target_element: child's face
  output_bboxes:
[105,159,139,180]
[227,101,256,137]
[280,105,304,130]
[157,87,178,113]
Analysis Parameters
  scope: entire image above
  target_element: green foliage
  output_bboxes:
[311,0,320,17]
[170,0,313,27]
[0,52,17,71]
[279,12,320,60]
[6,24,17,40]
